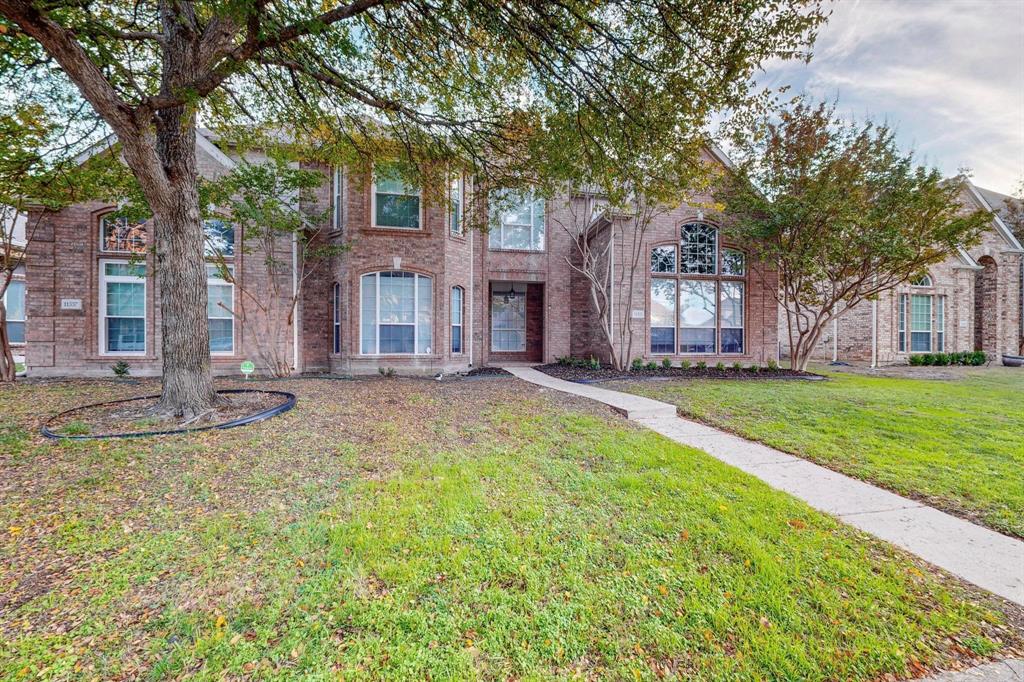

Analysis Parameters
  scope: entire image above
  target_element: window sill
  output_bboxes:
[488,248,546,254]
[364,226,429,236]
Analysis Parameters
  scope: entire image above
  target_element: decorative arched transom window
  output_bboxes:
[360,271,432,354]
[99,214,148,254]
[910,274,932,287]
[649,223,747,355]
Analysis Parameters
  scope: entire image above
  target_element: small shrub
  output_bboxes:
[908,354,924,366]
[378,367,396,378]
[969,351,987,366]
[680,360,691,370]
[749,364,760,373]
[715,361,725,371]
[645,361,658,370]
[696,361,707,370]
[766,359,779,371]
[661,357,673,369]
[631,358,644,371]
[111,360,131,378]
[731,361,743,371]
[933,352,950,366]
[921,353,935,366]
[588,356,600,370]
[555,356,570,366]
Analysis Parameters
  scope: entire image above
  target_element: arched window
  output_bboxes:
[910,274,932,287]
[649,223,747,355]
[451,286,464,353]
[332,283,341,354]
[360,271,432,354]
[99,214,148,254]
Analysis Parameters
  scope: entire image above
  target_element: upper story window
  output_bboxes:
[100,214,148,254]
[332,166,346,233]
[203,219,235,257]
[372,163,421,230]
[4,275,25,345]
[910,274,932,287]
[360,271,432,354]
[488,190,545,251]
[449,176,464,237]
[651,245,676,273]
[680,222,717,274]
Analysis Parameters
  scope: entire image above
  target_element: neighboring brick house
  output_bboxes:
[23,132,779,376]
[780,182,1024,365]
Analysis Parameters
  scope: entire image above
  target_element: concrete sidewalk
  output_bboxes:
[503,366,1024,607]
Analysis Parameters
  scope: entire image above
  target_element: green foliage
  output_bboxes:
[587,356,600,370]
[696,361,708,370]
[630,358,644,371]
[719,100,993,370]
[60,420,90,435]
[661,357,673,369]
[715,362,726,371]
[969,351,987,366]
[749,364,760,373]
[732,361,743,371]
[110,361,130,378]
[766,359,779,371]
[645,361,658,370]
[679,360,691,370]
[908,354,925,366]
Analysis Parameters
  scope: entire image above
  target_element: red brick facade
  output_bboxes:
[23,142,781,376]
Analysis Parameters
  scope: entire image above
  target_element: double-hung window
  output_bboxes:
[332,166,346,233]
[360,271,432,354]
[910,294,932,352]
[372,163,421,229]
[451,286,464,353]
[488,190,545,251]
[936,295,945,352]
[100,260,146,354]
[449,176,464,236]
[333,283,342,354]
[207,265,234,353]
[898,294,908,352]
[3,276,25,345]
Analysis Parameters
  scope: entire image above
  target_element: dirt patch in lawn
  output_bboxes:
[44,389,291,437]
[537,362,822,383]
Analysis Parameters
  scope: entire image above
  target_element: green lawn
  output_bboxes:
[615,367,1024,539]
[0,377,1018,680]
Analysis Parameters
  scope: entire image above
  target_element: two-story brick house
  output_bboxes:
[23,131,779,376]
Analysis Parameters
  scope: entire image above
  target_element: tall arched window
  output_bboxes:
[649,223,747,355]
[332,282,341,354]
[451,286,464,354]
[360,271,432,354]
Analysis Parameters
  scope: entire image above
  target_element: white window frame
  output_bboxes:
[910,293,933,353]
[488,190,545,252]
[911,274,932,287]
[490,282,527,352]
[451,285,464,354]
[98,259,147,356]
[207,264,235,356]
[359,271,433,355]
[936,295,945,352]
[898,293,907,352]
[449,175,464,237]
[3,276,25,346]
[370,163,422,230]
[203,218,236,258]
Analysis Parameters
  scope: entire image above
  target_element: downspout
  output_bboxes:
[832,317,838,363]
[292,230,299,373]
[468,225,474,367]
[609,218,615,365]
[870,294,878,369]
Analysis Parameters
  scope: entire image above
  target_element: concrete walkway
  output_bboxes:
[920,659,1023,681]
[503,366,1024,607]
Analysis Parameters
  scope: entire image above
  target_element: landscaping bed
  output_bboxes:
[537,361,818,383]
[44,389,292,437]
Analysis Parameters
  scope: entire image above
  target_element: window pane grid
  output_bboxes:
[489,190,545,251]
[100,216,148,253]
[491,283,526,352]
[373,164,420,229]
[680,223,717,274]
[910,294,932,352]
[360,271,432,354]
[101,261,146,354]
[650,246,676,273]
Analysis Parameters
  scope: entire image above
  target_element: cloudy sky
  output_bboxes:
[759,0,1024,195]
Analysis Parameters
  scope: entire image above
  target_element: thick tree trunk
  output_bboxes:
[150,112,218,419]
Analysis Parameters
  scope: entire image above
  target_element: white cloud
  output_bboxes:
[760,0,1024,193]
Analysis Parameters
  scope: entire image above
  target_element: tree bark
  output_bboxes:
[0,301,14,382]
[146,106,218,418]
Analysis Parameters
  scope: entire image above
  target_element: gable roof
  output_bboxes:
[965,182,1024,252]
[72,129,236,171]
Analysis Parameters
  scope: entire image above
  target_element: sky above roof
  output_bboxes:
[759,0,1023,195]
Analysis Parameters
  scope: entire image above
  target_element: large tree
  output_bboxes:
[718,101,992,370]
[0,0,824,416]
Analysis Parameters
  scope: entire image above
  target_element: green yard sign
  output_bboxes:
[240,360,255,378]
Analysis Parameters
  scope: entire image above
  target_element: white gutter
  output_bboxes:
[468,223,474,366]
[832,317,838,363]
[870,286,878,369]
[292,230,300,373]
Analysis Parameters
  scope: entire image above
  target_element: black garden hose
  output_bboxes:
[40,389,296,440]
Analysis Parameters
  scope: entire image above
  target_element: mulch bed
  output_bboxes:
[536,363,822,383]
[463,367,512,378]
[46,390,289,437]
